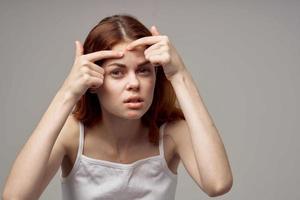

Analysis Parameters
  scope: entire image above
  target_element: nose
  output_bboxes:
[126,72,140,90]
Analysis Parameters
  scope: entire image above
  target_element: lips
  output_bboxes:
[124,97,143,103]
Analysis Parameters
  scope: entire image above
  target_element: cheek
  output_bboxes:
[149,76,157,90]
[150,80,156,92]
[98,80,122,102]
[144,79,156,102]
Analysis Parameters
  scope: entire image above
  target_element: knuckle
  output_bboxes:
[82,73,90,83]
[98,79,104,85]
[81,66,89,73]
[76,55,84,60]
[98,51,107,58]
[98,73,103,79]
[93,80,102,88]
[80,59,89,66]
[162,55,170,63]
[165,57,170,63]
[165,54,171,60]
[76,56,83,63]
[162,35,169,42]
[98,67,105,74]
[163,45,170,51]
[80,54,87,60]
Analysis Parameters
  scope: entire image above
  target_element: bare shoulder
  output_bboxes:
[164,119,187,141]
[164,119,188,156]
[36,114,80,193]
[59,114,80,153]
[58,114,81,177]
[162,120,187,174]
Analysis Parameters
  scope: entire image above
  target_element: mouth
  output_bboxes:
[124,98,144,109]
[123,97,143,103]
[124,101,143,107]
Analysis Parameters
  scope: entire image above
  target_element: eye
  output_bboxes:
[111,70,123,77]
[139,67,151,74]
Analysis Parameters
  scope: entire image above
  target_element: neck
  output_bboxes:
[98,111,147,154]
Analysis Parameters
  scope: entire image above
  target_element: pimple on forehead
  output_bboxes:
[112,42,146,53]
[112,43,127,52]
[102,40,147,66]
[112,44,145,59]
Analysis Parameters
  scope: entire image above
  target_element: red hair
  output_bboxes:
[72,14,185,145]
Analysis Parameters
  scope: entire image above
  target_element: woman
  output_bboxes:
[3,14,233,199]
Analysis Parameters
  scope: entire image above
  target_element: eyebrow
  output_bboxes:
[106,60,151,68]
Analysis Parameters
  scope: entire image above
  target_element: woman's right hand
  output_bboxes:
[61,40,124,103]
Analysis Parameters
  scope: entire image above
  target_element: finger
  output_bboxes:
[75,40,84,58]
[146,50,170,65]
[89,76,104,89]
[126,36,163,50]
[151,25,160,36]
[84,61,105,74]
[84,68,103,79]
[144,42,164,55]
[83,50,124,63]
[146,54,162,64]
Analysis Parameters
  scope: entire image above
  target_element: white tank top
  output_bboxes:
[60,122,178,200]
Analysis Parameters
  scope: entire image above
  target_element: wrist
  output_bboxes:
[57,86,78,106]
[168,68,188,85]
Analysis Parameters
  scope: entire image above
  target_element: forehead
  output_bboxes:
[102,42,147,67]
[112,40,146,51]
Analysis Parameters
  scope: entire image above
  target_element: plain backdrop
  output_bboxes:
[1,0,299,199]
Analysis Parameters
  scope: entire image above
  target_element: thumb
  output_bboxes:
[75,40,84,58]
[150,25,160,36]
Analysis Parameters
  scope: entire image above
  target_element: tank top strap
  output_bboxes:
[78,121,85,156]
[159,122,167,156]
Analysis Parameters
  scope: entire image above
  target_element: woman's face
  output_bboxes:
[96,41,157,119]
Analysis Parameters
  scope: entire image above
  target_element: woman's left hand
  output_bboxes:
[126,26,186,81]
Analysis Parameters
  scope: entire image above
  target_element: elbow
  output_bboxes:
[205,178,233,197]
[3,181,40,200]
[2,190,22,200]
[2,191,16,200]
[3,193,28,200]
[2,187,13,200]
[2,178,40,200]
[2,187,30,200]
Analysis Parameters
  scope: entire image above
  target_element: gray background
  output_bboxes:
[1,0,299,199]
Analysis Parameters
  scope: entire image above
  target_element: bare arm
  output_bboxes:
[2,41,124,200]
[126,29,233,197]
[169,69,233,196]
[2,87,76,199]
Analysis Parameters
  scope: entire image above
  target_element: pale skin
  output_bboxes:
[2,25,232,199]
[125,26,233,196]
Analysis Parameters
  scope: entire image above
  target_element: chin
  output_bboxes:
[123,109,147,120]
